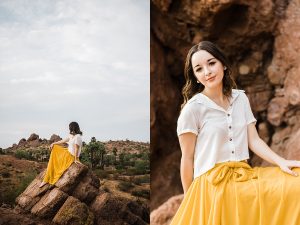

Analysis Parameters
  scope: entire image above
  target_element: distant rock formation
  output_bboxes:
[8,133,62,151]
[11,163,149,225]
[49,134,62,144]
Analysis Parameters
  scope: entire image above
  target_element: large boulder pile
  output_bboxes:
[9,163,149,225]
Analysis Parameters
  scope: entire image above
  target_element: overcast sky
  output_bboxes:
[0,0,149,148]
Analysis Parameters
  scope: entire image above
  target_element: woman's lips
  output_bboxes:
[207,76,216,81]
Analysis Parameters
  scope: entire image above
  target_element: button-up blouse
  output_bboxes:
[177,89,257,179]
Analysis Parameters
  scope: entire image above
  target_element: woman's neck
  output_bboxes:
[201,86,225,102]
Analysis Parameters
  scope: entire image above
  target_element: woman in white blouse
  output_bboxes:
[39,121,83,188]
[170,41,300,225]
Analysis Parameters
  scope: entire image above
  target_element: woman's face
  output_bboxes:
[191,50,225,89]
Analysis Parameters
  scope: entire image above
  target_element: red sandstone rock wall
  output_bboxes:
[151,0,300,212]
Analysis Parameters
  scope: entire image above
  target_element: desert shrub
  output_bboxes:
[94,169,109,179]
[1,170,37,205]
[132,175,150,185]
[134,160,149,175]
[15,150,33,160]
[117,181,134,192]
[125,168,137,176]
[131,189,150,199]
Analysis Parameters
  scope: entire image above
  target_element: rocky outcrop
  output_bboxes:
[8,134,62,150]
[11,163,149,225]
[49,135,62,144]
[150,195,183,225]
[151,0,300,212]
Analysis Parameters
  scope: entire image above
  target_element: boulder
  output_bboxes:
[55,163,88,193]
[52,196,94,225]
[18,138,27,146]
[31,188,68,219]
[49,134,62,144]
[71,170,100,204]
[15,171,51,212]
[27,133,39,142]
[90,192,149,225]
[150,194,183,225]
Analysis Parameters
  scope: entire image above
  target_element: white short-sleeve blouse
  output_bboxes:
[67,134,83,158]
[177,89,257,179]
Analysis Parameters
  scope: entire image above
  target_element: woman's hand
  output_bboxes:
[278,159,300,177]
[74,158,82,165]
[49,143,54,150]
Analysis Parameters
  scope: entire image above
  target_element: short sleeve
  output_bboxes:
[243,93,257,125]
[177,105,199,136]
[74,135,82,146]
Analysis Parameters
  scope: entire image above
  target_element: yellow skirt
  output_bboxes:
[43,144,75,185]
[170,160,300,225]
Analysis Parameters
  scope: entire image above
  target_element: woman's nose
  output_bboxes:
[203,66,211,76]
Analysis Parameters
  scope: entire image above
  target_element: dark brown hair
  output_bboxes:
[69,121,82,135]
[181,41,237,109]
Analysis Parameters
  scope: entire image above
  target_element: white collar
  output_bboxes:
[188,89,244,112]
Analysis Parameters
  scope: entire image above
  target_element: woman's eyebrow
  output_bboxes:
[194,57,216,68]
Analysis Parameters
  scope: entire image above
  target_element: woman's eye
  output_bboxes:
[209,62,216,66]
[196,68,202,72]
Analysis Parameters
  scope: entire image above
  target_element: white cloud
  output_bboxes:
[0,0,149,148]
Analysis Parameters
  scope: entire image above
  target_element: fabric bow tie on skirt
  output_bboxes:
[206,161,258,186]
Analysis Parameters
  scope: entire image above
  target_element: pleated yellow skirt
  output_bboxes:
[43,144,75,185]
[170,160,300,225]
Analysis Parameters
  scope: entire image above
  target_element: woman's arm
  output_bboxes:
[74,144,82,164]
[247,123,300,176]
[178,132,197,195]
[50,138,69,148]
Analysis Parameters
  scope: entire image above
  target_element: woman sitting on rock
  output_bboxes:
[39,121,83,188]
[170,41,300,225]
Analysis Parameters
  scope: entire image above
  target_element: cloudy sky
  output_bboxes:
[0,0,149,148]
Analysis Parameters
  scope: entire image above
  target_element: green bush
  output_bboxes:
[131,189,150,199]
[132,175,150,185]
[94,169,109,179]
[134,160,149,175]
[15,150,33,160]
[117,181,134,192]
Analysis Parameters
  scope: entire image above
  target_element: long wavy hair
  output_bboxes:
[181,41,237,109]
[69,121,83,135]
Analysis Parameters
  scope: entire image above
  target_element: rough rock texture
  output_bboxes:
[90,192,149,225]
[0,207,54,225]
[151,0,300,212]
[10,163,149,225]
[53,196,94,225]
[150,195,183,225]
[49,134,62,144]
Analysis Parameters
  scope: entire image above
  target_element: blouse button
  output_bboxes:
[229,126,232,129]
[229,138,232,141]
[227,114,230,117]
[231,151,234,154]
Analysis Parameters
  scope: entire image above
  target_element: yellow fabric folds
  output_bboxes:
[43,144,75,185]
[170,160,300,225]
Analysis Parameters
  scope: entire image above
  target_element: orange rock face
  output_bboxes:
[151,0,300,212]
